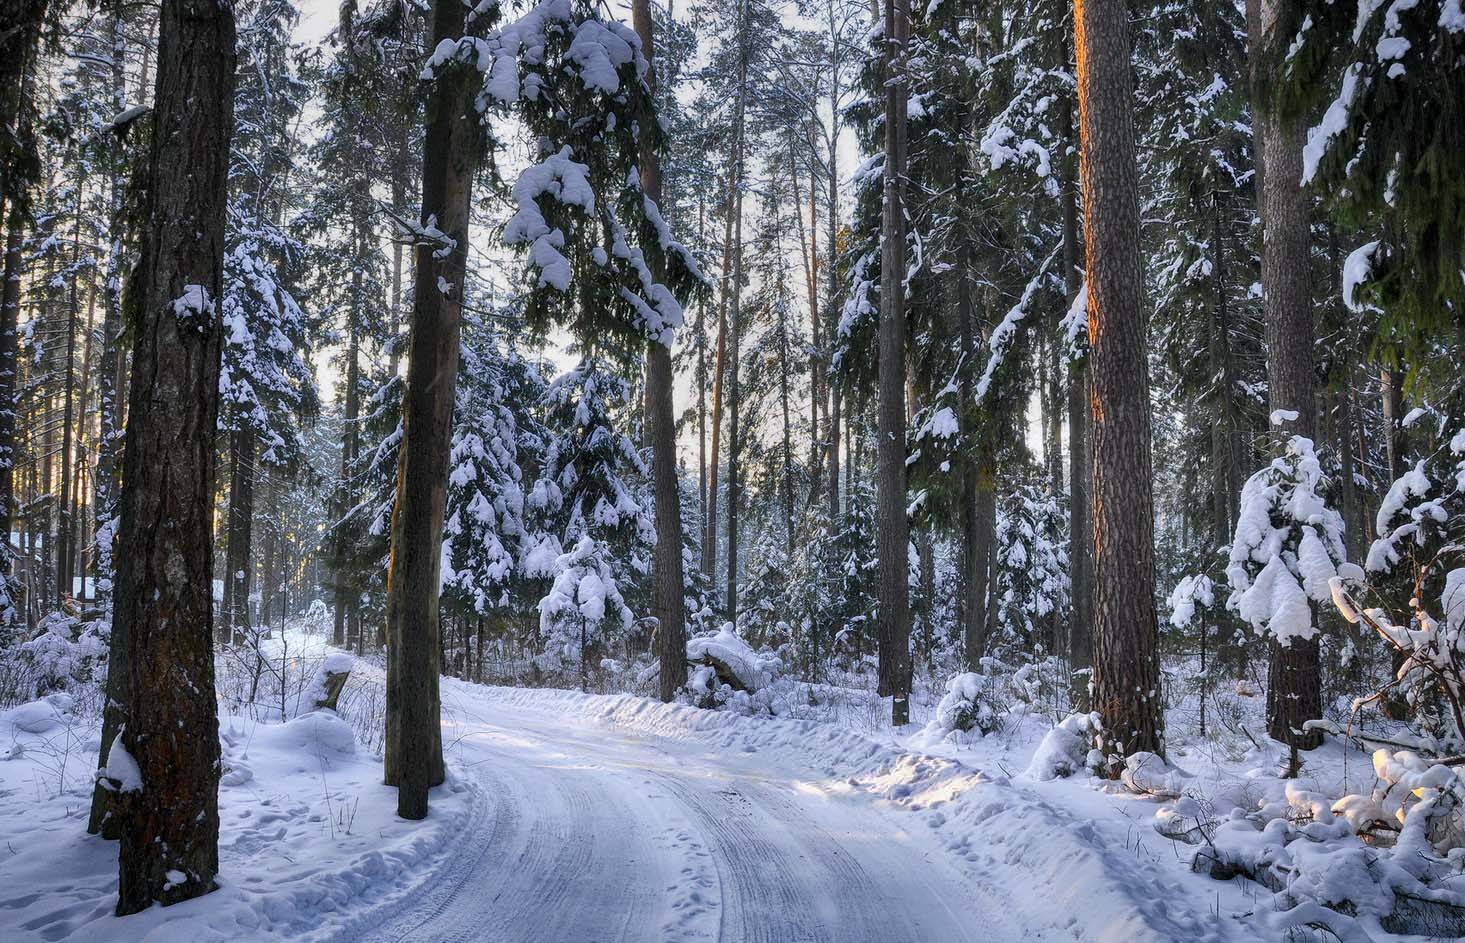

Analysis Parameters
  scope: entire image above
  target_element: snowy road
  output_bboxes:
[352,687,1015,943]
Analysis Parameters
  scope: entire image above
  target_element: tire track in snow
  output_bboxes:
[349,693,1005,943]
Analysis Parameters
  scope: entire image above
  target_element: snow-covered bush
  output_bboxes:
[1331,429,1465,748]
[16,612,108,696]
[1226,434,1348,648]
[1026,711,1103,780]
[1197,753,1465,935]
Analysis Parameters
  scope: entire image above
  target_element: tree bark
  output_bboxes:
[111,0,235,912]
[1247,0,1322,755]
[382,0,480,820]
[876,0,911,726]
[632,0,688,702]
[1074,0,1164,766]
[0,0,50,222]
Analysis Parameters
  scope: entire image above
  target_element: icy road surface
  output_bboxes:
[352,687,1014,943]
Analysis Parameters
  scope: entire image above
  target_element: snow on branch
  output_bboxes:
[974,246,1060,403]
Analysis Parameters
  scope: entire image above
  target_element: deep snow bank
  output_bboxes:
[0,695,474,943]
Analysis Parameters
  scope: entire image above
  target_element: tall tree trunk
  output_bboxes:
[1379,364,1404,480]
[259,474,277,626]
[0,209,22,579]
[876,0,911,727]
[224,427,255,643]
[725,185,744,622]
[632,0,688,702]
[778,290,796,551]
[1212,188,1242,539]
[721,8,750,621]
[703,173,735,584]
[822,17,843,534]
[789,141,821,484]
[1248,0,1322,755]
[56,185,84,604]
[696,196,708,539]
[94,0,128,604]
[110,0,235,911]
[332,298,361,648]
[1059,80,1092,705]
[1074,0,1164,767]
[382,0,480,820]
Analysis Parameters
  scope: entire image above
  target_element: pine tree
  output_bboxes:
[111,0,235,912]
[1074,0,1164,769]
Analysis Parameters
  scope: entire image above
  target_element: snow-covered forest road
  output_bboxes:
[353,686,1008,943]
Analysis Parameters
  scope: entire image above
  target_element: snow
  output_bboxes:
[170,284,215,323]
[685,622,777,690]
[926,405,958,439]
[1025,711,1101,781]
[1302,64,1362,185]
[1167,573,1214,629]
[973,248,1060,401]
[1227,435,1349,645]
[1342,239,1381,310]
[5,633,1441,943]
[503,147,595,292]
[0,666,474,942]
[1268,408,1299,426]
[102,733,143,793]
[1059,278,1087,357]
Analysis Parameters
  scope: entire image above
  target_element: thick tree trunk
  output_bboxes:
[0,0,50,221]
[1248,0,1322,755]
[876,0,911,727]
[382,0,480,820]
[632,0,687,702]
[110,0,235,912]
[1074,0,1164,766]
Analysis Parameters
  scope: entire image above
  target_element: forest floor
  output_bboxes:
[0,628,1413,942]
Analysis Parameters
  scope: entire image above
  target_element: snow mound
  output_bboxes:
[685,623,780,692]
[259,708,358,757]
[1119,751,1193,799]
[4,692,76,734]
[1025,712,1102,781]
